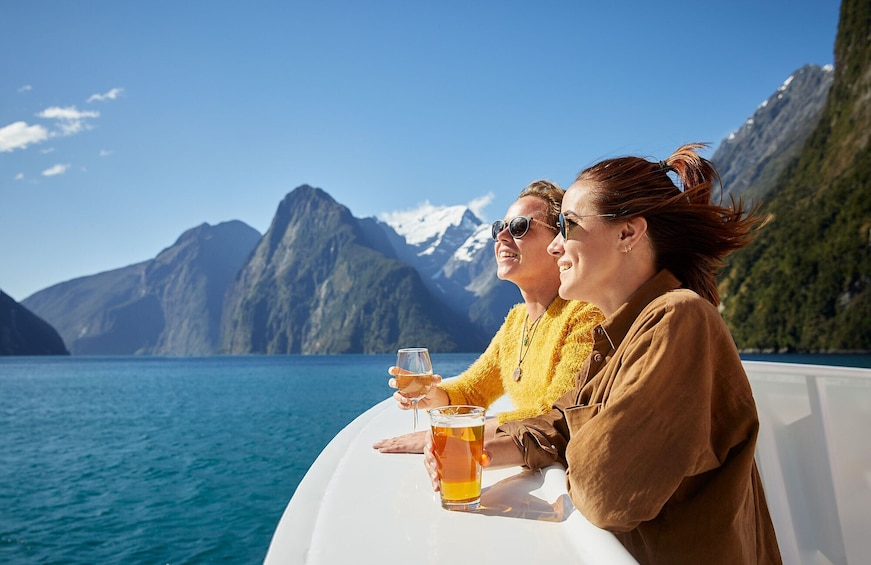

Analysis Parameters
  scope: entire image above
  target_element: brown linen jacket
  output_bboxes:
[498,270,782,564]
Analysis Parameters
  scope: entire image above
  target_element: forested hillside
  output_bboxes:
[719,0,870,352]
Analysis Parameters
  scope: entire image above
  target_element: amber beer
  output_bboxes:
[429,405,486,511]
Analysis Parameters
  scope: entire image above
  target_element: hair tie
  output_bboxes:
[659,160,673,173]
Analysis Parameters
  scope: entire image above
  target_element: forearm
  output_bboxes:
[483,428,524,468]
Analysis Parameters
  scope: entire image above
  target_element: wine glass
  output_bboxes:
[395,347,434,432]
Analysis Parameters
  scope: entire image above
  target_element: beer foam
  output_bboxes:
[429,405,486,427]
[430,417,485,428]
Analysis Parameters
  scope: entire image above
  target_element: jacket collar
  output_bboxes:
[597,270,683,350]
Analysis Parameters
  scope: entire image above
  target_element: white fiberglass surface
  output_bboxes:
[266,362,871,565]
[746,361,871,565]
[265,393,636,564]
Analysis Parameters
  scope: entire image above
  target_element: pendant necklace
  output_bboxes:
[514,309,546,382]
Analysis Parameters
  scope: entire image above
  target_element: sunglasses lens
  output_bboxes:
[492,217,534,239]
[491,220,506,240]
[558,213,567,239]
[508,217,530,238]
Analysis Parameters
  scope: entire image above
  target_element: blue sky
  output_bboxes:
[1,0,840,301]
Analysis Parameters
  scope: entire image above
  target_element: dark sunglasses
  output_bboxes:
[491,216,557,240]
[557,212,617,239]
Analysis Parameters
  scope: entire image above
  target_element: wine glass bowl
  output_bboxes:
[395,347,433,431]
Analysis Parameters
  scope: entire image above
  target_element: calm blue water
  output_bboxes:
[0,354,480,565]
[1,353,868,564]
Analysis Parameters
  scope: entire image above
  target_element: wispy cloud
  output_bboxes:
[37,106,100,136]
[2,89,122,156]
[99,149,113,157]
[15,173,25,181]
[39,107,100,121]
[468,192,494,221]
[42,163,70,176]
[87,87,124,103]
[0,121,50,152]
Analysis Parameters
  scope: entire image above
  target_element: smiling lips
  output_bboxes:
[558,262,571,272]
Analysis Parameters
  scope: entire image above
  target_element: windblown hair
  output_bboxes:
[518,179,565,227]
[577,143,769,306]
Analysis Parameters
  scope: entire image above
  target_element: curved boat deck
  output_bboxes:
[265,361,871,564]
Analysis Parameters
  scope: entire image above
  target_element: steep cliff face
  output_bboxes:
[23,262,154,354]
[712,64,834,202]
[719,0,871,352]
[144,221,262,355]
[221,185,484,354]
[23,221,261,355]
[0,291,69,355]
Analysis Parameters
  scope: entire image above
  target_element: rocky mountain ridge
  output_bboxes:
[712,64,834,202]
[220,185,488,354]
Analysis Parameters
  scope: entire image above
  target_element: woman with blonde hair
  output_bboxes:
[374,180,603,453]
[426,144,782,564]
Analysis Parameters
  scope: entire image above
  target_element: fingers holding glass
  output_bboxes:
[395,348,434,432]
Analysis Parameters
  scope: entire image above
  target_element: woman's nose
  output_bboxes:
[547,233,564,256]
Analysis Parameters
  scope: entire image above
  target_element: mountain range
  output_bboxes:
[219,186,490,354]
[19,221,261,355]
[4,0,868,356]
[16,186,513,355]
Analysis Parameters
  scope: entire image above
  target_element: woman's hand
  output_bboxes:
[387,366,446,410]
[372,430,427,454]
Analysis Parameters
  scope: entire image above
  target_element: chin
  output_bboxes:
[558,283,575,300]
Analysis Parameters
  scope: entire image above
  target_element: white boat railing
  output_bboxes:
[265,361,871,564]
[745,361,871,565]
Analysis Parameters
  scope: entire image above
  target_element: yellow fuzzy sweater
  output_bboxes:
[440,297,603,424]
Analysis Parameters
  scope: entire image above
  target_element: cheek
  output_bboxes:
[537,250,559,267]
[566,242,585,264]
[568,247,597,284]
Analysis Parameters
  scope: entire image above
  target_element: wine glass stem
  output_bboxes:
[412,400,419,432]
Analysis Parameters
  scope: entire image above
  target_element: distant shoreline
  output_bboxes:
[4,351,871,369]
[739,352,871,369]
[739,349,871,355]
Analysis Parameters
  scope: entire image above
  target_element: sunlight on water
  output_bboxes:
[1,353,866,563]
[0,354,479,564]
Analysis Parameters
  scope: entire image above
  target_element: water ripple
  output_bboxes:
[0,354,478,564]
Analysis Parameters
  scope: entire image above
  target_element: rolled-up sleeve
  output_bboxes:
[496,386,577,470]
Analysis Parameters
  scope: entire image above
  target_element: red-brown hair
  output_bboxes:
[576,143,768,305]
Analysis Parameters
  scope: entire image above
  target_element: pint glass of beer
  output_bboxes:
[429,405,486,511]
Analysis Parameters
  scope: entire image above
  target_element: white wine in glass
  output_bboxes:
[395,347,434,432]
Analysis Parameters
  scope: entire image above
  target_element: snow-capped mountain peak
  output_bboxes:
[380,201,480,246]
[454,224,492,263]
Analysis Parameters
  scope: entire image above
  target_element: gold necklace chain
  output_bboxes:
[513,310,546,382]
